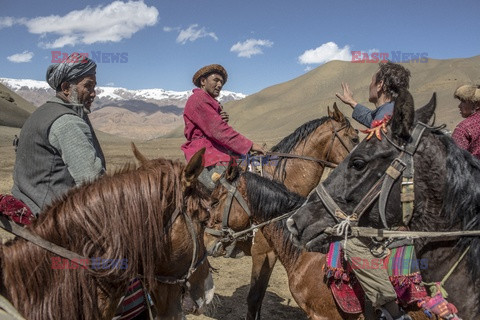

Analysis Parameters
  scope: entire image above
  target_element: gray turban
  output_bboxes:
[46,53,97,90]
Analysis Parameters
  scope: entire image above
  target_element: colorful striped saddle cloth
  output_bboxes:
[324,241,427,314]
[113,279,148,319]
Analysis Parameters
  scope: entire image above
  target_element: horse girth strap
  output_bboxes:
[0,215,88,263]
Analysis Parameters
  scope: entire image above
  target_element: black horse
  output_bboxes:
[287,89,480,319]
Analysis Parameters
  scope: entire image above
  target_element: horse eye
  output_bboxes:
[351,159,366,170]
[210,200,219,208]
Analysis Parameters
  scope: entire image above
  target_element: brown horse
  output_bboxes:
[0,147,214,320]
[204,105,359,319]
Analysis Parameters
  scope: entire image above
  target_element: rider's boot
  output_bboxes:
[378,300,412,320]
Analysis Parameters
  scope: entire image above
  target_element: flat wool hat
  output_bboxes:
[454,85,480,102]
[192,64,228,87]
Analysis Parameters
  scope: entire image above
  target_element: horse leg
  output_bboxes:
[246,230,277,320]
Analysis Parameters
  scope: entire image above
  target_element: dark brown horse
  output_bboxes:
[288,90,479,318]
[204,105,359,319]
[0,147,214,320]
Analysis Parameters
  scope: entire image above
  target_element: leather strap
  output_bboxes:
[0,215,89,263]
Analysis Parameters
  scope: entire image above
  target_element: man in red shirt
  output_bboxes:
[181,64,265,190]
[452,84,480,159]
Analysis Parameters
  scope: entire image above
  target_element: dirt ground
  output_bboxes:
[186,256,307,320]
[0,128,307,320]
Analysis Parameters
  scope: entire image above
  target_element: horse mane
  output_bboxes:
[271,117,332,153]
[244,172,306,258]
[436,132,480,281]
[270,116,351,182]
[1,157,194,319]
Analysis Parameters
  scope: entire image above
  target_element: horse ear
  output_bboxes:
[131,142,149,165]
[391,88,415,143]
[331,102,345,123]
[327,105,333,118]
[184,148,205,188]
[415,92,436,125]
[225,157,239,182]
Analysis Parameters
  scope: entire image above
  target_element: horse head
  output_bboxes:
[326,102,360,165]
[287,89,437,251]
[131,144,214,318]
[203,162,251,257]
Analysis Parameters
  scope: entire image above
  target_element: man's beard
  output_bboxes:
[69,84,82,105]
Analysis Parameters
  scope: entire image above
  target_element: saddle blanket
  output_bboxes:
[324,241,427,314]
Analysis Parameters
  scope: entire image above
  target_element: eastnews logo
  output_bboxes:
[51,51,128,63]
[350,257,428,270]
[51,257,128,270]
[351,51,428,63]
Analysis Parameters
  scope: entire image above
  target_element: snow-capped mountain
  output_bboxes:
[0,78,246,108]
[0,77,247,140]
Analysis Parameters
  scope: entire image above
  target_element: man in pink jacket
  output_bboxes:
[181,64,265,190]
[452,84,480,159]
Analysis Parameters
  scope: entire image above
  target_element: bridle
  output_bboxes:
[314,122,429,235]
[205,176,253,257]
[205,118,357,257]
[154,207,208,291]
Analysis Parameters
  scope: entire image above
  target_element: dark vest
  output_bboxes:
[11,102,105,215]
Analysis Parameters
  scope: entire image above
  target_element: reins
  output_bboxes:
[0,215,89,263]
[205,119,354,255]
[265,152,338,168]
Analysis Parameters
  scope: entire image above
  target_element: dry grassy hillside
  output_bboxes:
[0,83,36,128]
[169,56,480,140]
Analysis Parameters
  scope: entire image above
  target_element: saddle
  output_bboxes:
[324,241,427,314]
[0,194,35,226]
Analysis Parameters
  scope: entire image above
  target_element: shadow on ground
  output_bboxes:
[204,284,307,320]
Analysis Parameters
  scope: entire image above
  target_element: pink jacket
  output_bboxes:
[452,111,480,160]
[181,89,252,167]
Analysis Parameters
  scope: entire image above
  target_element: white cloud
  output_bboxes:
[230,39,273,58]
[298,42,352,64]
[5,1,159,48]
[7,51,34,63]
[163,26,179,32]
[0,17,16,29]
[176,24,218,44]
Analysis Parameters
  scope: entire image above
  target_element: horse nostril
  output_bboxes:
[286,217,298,235]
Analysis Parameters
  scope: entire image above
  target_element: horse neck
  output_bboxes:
[403,135,480,316]
[265,125,335,197]
[260,223,303,271]
[242,174,304,267]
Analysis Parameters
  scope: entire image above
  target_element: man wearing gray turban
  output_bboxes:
[12,52,106,216]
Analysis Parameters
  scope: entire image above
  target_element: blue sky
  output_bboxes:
[1,0,479,94]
